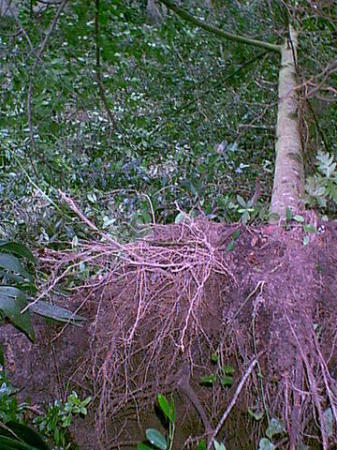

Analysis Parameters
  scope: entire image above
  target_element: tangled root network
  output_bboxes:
[43,210,337,449]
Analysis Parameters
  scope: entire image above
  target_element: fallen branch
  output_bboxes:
[206,357,258,450]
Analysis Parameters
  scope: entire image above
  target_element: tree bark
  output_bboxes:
[270,27,304,220]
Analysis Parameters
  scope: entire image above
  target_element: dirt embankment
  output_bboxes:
[2,219,337,449]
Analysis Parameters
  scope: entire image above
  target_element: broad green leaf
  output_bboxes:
[258,438,275,450]
[0,287,34,341]
[293,215,304,223]
[236,195,246,208]
[157,394,175,423]
[145,428,167,450]
[3,421,51,450]
[303,224,316,233]
[0,254,32,281]
[29,301,86,325]
[0,242,36,264]
[157,394,171,420]
[0,435,40,449]
[266,418,285,439]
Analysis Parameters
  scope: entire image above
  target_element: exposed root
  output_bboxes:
[36,197,337,448]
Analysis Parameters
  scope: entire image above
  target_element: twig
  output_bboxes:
[59,190,99,232]
[206,357,258,450]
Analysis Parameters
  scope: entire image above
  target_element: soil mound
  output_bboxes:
[2,218,337,449]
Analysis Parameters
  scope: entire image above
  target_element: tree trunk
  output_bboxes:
[270,27,304,221]
[158,1,306,221]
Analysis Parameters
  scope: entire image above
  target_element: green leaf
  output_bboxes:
[211,353,218,363]
[0,287,35,341]
[293,215,304,223]
[0,242,36,264]
[236,195,246,208]
[222,365,234,375]
[145,428,167,450]
[214,441,226,450]
[303,224,316,233]
[200,374,217,385]
[3,421,50,450]
[240,211,250,224]
[29,301,86,325]
[0,254,32,281]
[138,444,153,450]
[0,436,40,449]
[225,240,235,252]
[220,375,233,387]
[266,418,285,439]
[197,439,206,450]
[232,229,240,240]
[157,394,175,423]
[258,438,275,450]
[87,192,97,203]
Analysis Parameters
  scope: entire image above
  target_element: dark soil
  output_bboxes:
[1,219,337,449]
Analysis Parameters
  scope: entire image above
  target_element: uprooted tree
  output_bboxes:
[159,0,304,221]
[35,4,337,449]
[7,1,336,449]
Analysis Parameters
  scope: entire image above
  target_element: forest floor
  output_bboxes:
[1,217,337,449]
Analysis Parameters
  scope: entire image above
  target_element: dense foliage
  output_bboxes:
[0,0,336,244]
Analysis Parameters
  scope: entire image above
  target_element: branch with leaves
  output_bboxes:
[158,0,281,53]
